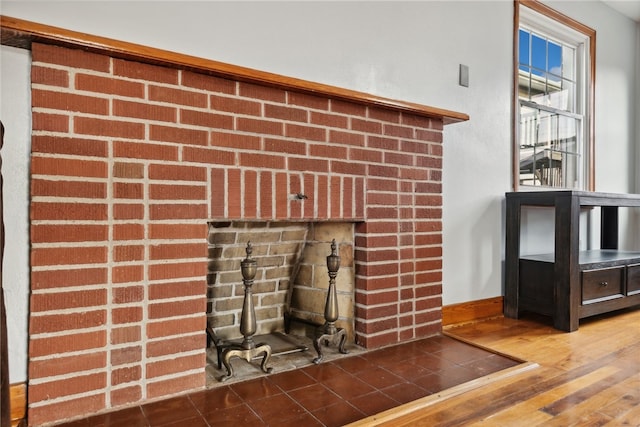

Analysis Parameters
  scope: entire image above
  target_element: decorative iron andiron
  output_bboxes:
[219,242,273,381]
[313,239,348,364]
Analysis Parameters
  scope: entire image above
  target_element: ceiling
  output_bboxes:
[602,0,640,22]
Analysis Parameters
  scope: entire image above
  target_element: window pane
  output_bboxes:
[563,80,576,113]
[546,80,566,109]
[548,41,562,77]
[537,109,555,146]
[518,66,532,100]
[557,115,579,153]
[519,105,541,186]
[531,34,546,76]
[562,45,575,80]
[519,104,538,149]
[519,29,530,66]
[540,149,579,188]
[529,73,546,99]
[518,102,582,188]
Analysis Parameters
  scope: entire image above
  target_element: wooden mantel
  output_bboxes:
[1,15,469,125]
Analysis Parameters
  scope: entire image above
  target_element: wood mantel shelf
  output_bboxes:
[0,15,469,125]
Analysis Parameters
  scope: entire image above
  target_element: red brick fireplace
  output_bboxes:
[1,16,467,426]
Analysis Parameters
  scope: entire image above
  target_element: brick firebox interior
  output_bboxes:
[206,221,357,344]
[15,29,467,425]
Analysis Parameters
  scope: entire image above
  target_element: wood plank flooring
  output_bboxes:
[350,308,640,426]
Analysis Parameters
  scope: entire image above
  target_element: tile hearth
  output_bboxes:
[53,335,521,427]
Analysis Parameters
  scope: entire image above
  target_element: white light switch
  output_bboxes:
[459,64,469,87]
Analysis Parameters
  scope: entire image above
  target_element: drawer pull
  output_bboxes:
[599,281,609,287]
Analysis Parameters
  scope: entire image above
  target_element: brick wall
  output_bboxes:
[28,42,444,425]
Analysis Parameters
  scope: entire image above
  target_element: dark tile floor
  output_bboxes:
[54,335,520,427]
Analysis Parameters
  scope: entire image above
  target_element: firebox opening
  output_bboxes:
[206,221,355,375]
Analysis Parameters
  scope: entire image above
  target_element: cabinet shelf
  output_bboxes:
[521,249,640,266]
[504,190,640,331]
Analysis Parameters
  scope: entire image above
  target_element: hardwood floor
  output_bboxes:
[350,308,640,426]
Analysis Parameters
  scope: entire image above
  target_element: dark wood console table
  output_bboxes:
[504,190,640,331]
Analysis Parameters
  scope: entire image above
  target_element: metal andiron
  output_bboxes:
[218,242,273,381]
[313,239,348,364]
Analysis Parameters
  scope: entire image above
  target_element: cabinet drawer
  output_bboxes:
[628,264,640,295]
[582,267,624,303]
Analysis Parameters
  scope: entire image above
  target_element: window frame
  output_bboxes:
[513,0,596,191]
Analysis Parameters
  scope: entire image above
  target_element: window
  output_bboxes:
[514,1,595,190]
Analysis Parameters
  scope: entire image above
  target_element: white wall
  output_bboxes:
[0,45,31,383]
[0,0,638,381]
